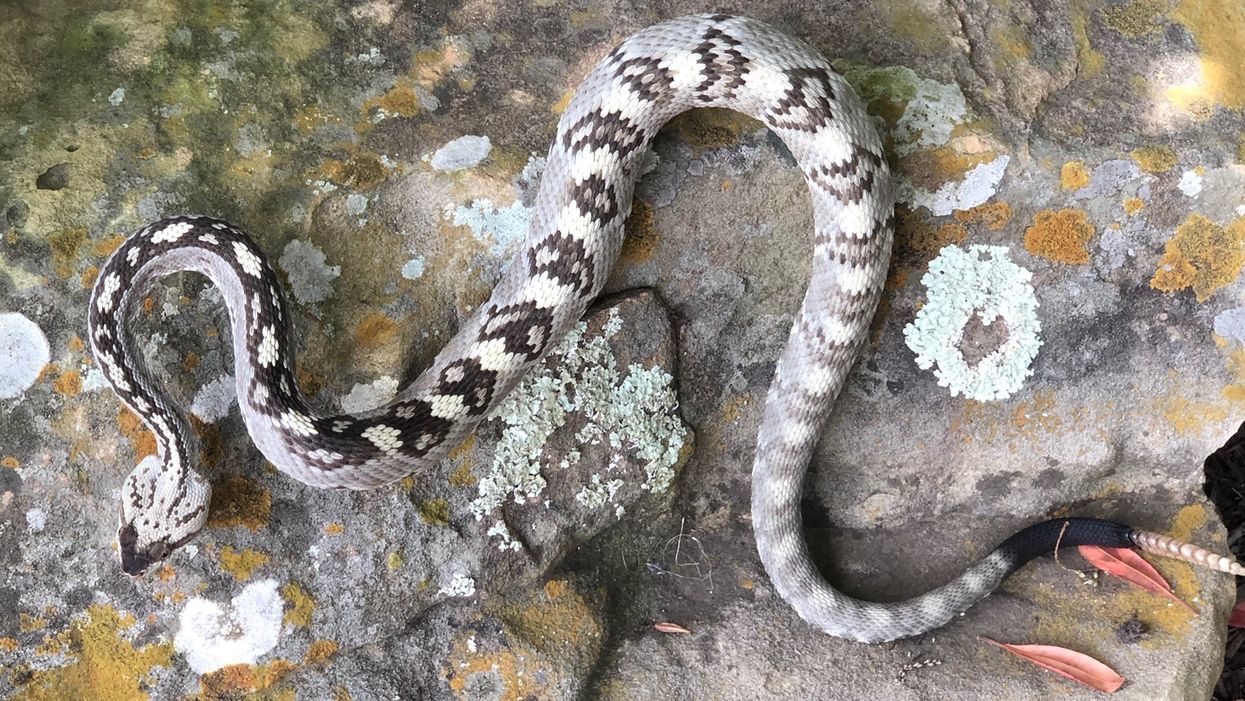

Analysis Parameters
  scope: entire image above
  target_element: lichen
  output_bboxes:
[281,583,315,628]
[904,245,1042,401]
[11,604,172,701]
[471,308,686,535]
[1150,213,1245,301]
[1130,145,1178,173]
[116,408,158,462]
[620,198,660,263]
[900,155,1011,216]
[419,498,451,527]
[667,108,763,148]
[1023,208,1096,264]
[304,640,338,666]
[0,313,51,400]
[218,546,270,581]
[1060,161,1091,190]
[954,201,1013,231]
[1100,0,1170,38]
[1169,0,1245,111]
[174,579,283,675]
[439,572,476,597]
[208,476,272,531]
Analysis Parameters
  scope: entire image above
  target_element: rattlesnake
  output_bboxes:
[89,13,1242,643]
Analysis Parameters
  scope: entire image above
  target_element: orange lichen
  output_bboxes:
[218,547,270,581]
[1124,197,1145,214]
[1060,161,1091,190]
[305,639,338,665]
[1010,391,1063,433]
[1170,0,1245,111]
[620,198,659,263]
[91,235,127,258]
[1130,145,1178,173]
[1161,396,1229,433]
[80,265,100,289]
[953,201,1013,230]
[19,613,46,632]
[323,522,345,535]
[1150,213,1245,301]
[0,637,17,651]
[195,659,296,699]
[12,604,172,701]
[207,476,272,531]
[1023,208,1095,264]
[52,370,81,396]
[48,227,89,279]
[2,456,19,469]
[354,313,398,348]
[896,208,969,264]
[282,583,315,628]
[68,336,85,353]
[360,40,469,124]
[498,578,602,654]
[116,408,158,461]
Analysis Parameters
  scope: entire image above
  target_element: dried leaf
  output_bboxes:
[983,638,1125,693]
[1229,599,1245,628]
[1078,545,1196,614]
[654,621,691,635]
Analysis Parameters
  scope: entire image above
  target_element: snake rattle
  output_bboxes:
[89,14,1243,643]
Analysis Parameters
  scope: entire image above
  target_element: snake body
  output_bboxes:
[89,14,1242,643]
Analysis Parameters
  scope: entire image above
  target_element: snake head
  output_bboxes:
[117,455,211,576]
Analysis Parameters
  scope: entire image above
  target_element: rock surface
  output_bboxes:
[2,1,1245,699]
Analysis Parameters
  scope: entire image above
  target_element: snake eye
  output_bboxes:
[149,542,170,561]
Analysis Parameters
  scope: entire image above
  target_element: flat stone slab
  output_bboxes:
[2,1,1244,699]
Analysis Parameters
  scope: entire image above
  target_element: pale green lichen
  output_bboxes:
[903,245,1042,401]
[472,308,686,544]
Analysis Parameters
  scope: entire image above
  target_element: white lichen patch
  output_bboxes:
[1214,307,1245,344]
[278,239,341,305]
[26,508,45,534]
[340,375,400,414]
[485,521,522,552]
[890,69,968,156]
[438,572,476,597]
[401,255,426,280]
[174,578,283,675]
[346,193,369,216]
[903,245,1041,401]
[191,374,237,422]
[899,155,1011,216]
[81,367,109,392]
[0,312,51,400]
[108,87,126,106]
[448,199,533,257]
[430,135,492,172]
[472,308,687,528]
[576,474,625,512]
[1178,169,1204,197]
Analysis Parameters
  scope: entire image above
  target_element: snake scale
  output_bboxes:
[89,14,1243,644]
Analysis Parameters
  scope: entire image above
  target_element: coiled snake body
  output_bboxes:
[89,14,1242,643]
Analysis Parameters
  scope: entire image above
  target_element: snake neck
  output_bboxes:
[89,236,202,482]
